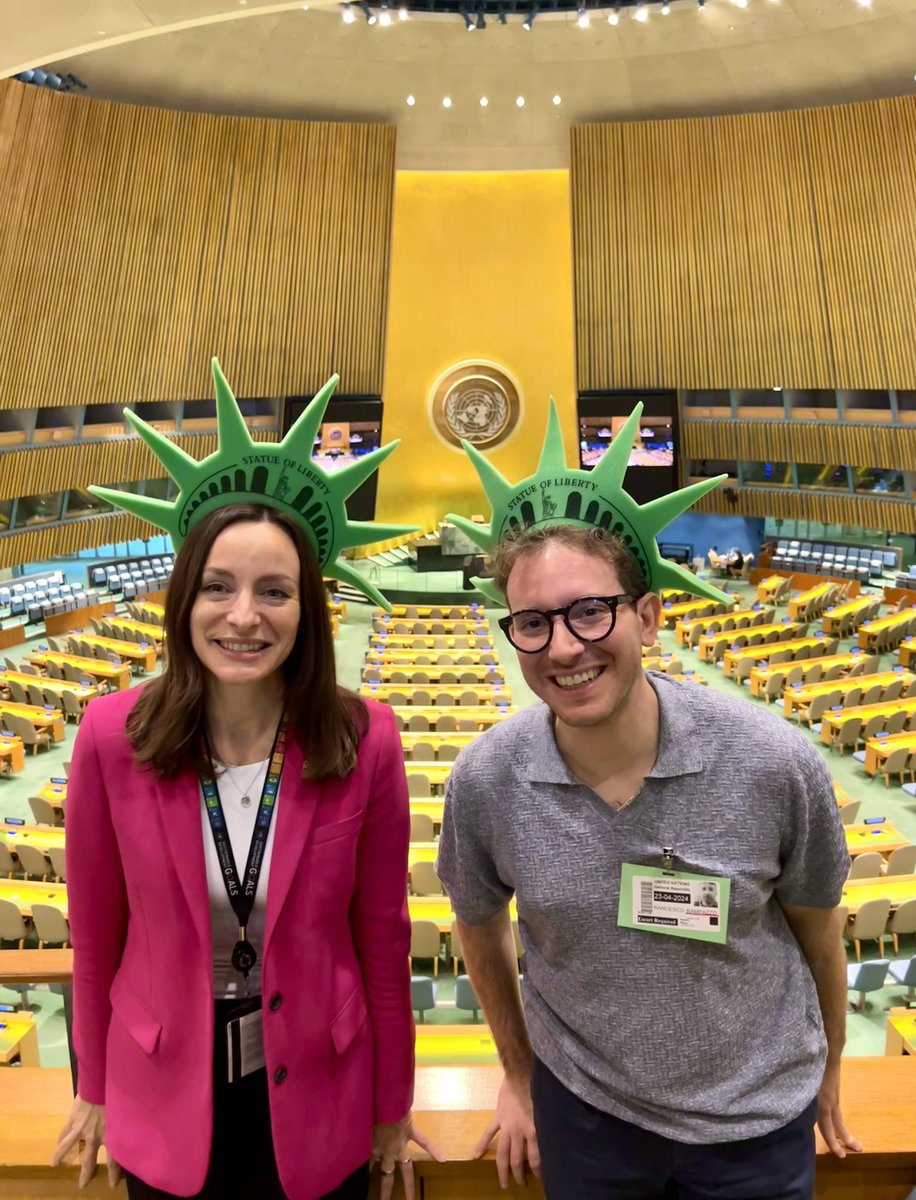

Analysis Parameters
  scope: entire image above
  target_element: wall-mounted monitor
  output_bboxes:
[577,391,679,507]
[282,396,383,521]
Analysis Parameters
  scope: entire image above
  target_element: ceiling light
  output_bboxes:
[480,96,489,106]
[732,0,748,7]
[399,4,408,16]
[577,5,590,28]
[357,2,376,22]
[608,10,619,22]
[698,0,706,9]
[661,2,670,11]
[552,94,562,105]
[406,94,416,105]
[516,95,526,107]
[342,3,356,21]
[522,3,539,29]
[634,3,648,19]
[379,5,392,24]
[442,96,452,108]
[857,0,872,6]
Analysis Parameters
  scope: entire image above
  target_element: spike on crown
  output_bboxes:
[445,399,731,605]
[89,358,418,610]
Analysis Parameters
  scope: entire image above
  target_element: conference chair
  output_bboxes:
[762,673,785,704]
[887,955,916,1002]
[436,715,458,732]
[407,715,430,733]
[47,848,67,882]
[839,799,862,826]
[860,685,884,706]
[843,687,863,708]
[410,976,437,1023]
[861,714,887,744]
[26,684,46,708]
[3,713,49,755]
[410,742,435,761]
[458,691,480,706]
[437,744,461,762]
[734,659,754,687]
[784,664,805,688]
[13,842,51,882]
[387,691,408,707]
[30,903,70,949]
[2,658,16,673]
[6,680,28,704]
[847,853,884,880]
[408,774,432,799]
[832,718,863,756]
[28,796,62,827]
[409,813,435,842]
[879,746,911,786]
[846,960,889,1011]
[0,843,17,878]
[45,661,64,680]
[434,693,455,707]
[885,712,908,736]
[886,900,916,955]
[410,920,442,977]
[413,691,432,707]
[455,975,482,1023]
[61,663,83,684]
[457,719,478,732]
[450,920,465,975]
[0,897,29,949]
[886,846,916,877]
[847,898,892,960]
[438,672,459,685]
[411,862,444,897]
[481,653,497,665]
[17,663,38,676]
[799,692,838,728]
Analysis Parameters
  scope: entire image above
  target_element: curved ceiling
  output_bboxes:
[3,0,916,168]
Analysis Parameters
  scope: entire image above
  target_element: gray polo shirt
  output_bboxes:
[436,672,849,1143]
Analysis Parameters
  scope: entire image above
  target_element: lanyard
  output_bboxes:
[201,714,288,984]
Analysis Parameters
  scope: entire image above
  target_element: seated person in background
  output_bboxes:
[463,553,492,591]
[726,547,745,578]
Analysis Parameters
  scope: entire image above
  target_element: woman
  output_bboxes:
[53,503,434,1199]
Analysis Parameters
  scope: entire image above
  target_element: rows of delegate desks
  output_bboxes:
[674,605,774,646]
[819,697,916,747]
[722,634,839,677]
[782,669,914,720]
[748,652,878,697]
[25,651,131,692]
[697,621,808,663]
[0,670,96,710]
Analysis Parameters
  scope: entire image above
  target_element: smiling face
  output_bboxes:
[190,520,301,697]
[504,542,661,734]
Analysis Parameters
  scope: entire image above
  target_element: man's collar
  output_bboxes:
[523,673,705,784]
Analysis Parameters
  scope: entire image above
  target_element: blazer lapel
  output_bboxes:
[158,770,212,956]
[264,737,322,958]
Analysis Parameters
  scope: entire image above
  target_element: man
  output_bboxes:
[437,524,856,1200]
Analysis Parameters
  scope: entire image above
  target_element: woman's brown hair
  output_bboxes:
[126,504,367,780]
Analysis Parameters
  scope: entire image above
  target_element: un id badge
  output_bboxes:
[617,863,730,944]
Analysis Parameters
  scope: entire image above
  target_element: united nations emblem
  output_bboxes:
[430,361,522,452]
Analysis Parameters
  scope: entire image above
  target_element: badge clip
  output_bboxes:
[661,847,676,874]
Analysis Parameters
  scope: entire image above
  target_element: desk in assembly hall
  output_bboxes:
[674,607,773,646]
[787,582,834,620]
[107,617,166,645]
[0,1011,40,1067]
[367,648,498,667]
[721,634,835,679]
[369,633,493,651]
[138,600,165,620]
[1,670,97,709]
[819,698,916,747]
[410,799,445,826]
[26,651,131,691]
[858,613,916,651]
[886,1010,916,1057]
[782,670,915,720]
[844,822,910,858]
[661,598,730,628]
[390,706,513,730]
[748,652,874,698]
[408,895,517,932]
[373,616,490,635]
[900,638,916,669]
[0,878,68,919]
[0,823,66,857]
[0,702,65,742]
[415,1025,498,1063]
[361,684,509,706]
[820,598,874,636]
[386,604,486,619]
[0,734,25,774]
[864,731,916,776]
[756,574,789,603]
[839,873,916,917]
[362,664,505,685]
[698,621,807,663]
[5,1059,913,1198]
[70,634,156,673]
[401,731,478,755]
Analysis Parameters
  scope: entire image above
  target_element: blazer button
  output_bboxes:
[274,1066,288,1085]
[269,993,283,1012]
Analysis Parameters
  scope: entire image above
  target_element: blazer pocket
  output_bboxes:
[330,985,369,1056]
[312,808,364,846]
[109,975,163,1055]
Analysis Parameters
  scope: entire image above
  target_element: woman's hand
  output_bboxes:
[372,1112,445,1199]
[51,1095,122,1189]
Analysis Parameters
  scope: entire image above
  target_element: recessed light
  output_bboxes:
[634,3,648,20]
[552,94,562,105]
[406,94,416,106]
[342,3,356,20]
[480,96,489,107]
[577,10,590,27]
[516,95,526,107]
[608,11,619,22]
[399,4,408,16]
[442,96,452,108]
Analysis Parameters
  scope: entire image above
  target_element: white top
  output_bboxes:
[200,758,279,999]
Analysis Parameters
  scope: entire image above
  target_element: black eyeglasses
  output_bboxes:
[498,594,640,654]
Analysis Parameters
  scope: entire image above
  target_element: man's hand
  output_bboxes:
[474,1071,540,1189]
[817,1061,862,1159]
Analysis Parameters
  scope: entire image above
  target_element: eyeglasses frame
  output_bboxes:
[497,593,642,654]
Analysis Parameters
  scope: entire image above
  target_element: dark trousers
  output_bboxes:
[531,1058,817,1200]
[124,1001,370,1200]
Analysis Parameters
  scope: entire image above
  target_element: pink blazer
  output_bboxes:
[66,687,414,1200]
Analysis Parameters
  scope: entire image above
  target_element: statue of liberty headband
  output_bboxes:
[445,400,732,606]
[89,359,417,609]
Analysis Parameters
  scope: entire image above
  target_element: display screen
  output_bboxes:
[579,416,674,470]
[282,396,384,522]
[310,421,381,472]
[577,392,679,507]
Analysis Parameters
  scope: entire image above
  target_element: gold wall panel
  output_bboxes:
[681,422,916,473]
[572,97,916,391]
[691,489,914,530]
[0,81,396,406]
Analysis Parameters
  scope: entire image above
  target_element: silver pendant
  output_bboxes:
[240,795,252,808]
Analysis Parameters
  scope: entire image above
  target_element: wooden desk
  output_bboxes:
[840,874,916,916]
[374,616,491,635]
[139,600,166,619]
[28,782,68,811]
[661,598,727,628]
[0,878,68,918]
[756,574,789,603]
[366,648,498,667]
[409,895,517,932]
[401,732,478,754]
[26,651,131,691]
[0,702,65,742]
[386,604,486,619]
[391,706,513,730]
[749,653,869,698]
[0,948,72,985]
[859,613,916,651]
[783,671,914,720]
[0,1012,40,1066]
[700,621,807,664]
[362,665,505,685]
[788,583,834,620]
[44,601,115,637]
[819,698,916,746]
[0,624,26,651]
[900,638,916,669]
[0,671,96,709]
[362,684,510,705]
[410,799,445,825]
[821,598,873,636]
[415,1025,498,1064]
[73,634,156,673]
[108,618,165,646]
[864,732,916,776]
[369,634,493,651]
[722,634,834,679]
[674,607,772,647]
[845,823,909,858]
[886,1010,916,1057]
[0,823,66,855]
[0,734,25,773]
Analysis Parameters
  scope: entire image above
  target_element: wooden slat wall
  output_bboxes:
[0,431,277,504]
[572,97,916,391]
[682,422,916,473]
[691,488,914,530]
[0,81,396,405]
